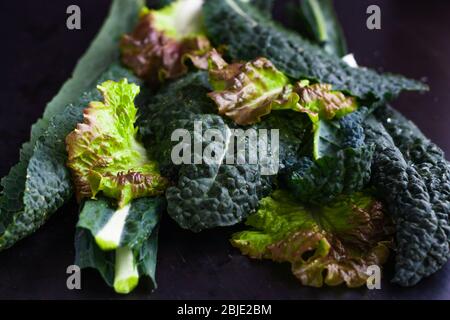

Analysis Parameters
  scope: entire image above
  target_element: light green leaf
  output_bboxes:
[66,80,168,208]
[0,0,144,251]
[207,51,298,125]
[231,190,393,288]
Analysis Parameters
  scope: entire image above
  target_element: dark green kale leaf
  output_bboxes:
[364,115,449,286]
[0,65,145,251]
[139,71,282,232]
[0,0,144,251]
[374,106,450,280]
[280,109,374,205]
[203,0,427,103]
[139,71,311,232]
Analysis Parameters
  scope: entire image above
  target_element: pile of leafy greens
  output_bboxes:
[1,0,449,293]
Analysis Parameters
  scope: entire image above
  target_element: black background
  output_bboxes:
[0,0,449,299]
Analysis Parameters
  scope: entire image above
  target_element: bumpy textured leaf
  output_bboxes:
[231,190,393,288]
[0,65,145,251]
[280,109,374,205]
[364,115,449,286]
[75,197,164,290]
[138,71,277,231]
[66,79,167,208]
[203,0,427,102]
[0,0,144,251]
[121,0,211,84]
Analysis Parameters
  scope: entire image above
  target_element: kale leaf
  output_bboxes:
[203,0,427,103]
[280,109,374,205]
[0,65,145,250]
[0,0,144,251]
[139,71,281,232]
[364,115,449,286]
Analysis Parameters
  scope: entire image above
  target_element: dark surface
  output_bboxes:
[0,0,449,300]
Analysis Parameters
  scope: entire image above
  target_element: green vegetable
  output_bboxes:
[203,0,427,103]
[231,190,393,287]
[66,78,167,294]
[75,197,163,293]
[65,79,167,208]
[0,0,144,251]
[295,0,348,57]
[207,51,357,127]
[366,118,449,286]
[365,108,450,286]
[281,109,374,204]
[114,246,139,294]
[207,51,296,125]
[138,71,274,232]
[148,0,205,39]
[0,65,144,251]
[120,0,211,84]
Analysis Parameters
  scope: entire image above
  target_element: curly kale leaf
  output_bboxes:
[203,0,427,103]
[364,115,449,286]
[280,109,374,205]
[232,190,393,288]
[139,71,282,231]
[373,106,450,281]
[138,71,220,179]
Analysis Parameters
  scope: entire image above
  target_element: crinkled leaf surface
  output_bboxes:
[207,52,357,127]
[138,71,275,231]
[232,190,393,288]
[66,79,167,208]
[207,52,296,125]
[365,110,450,286]
[0,65,143,251]
[0,0,144,251]
[120,0,211,84]
[280,109,374,205]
